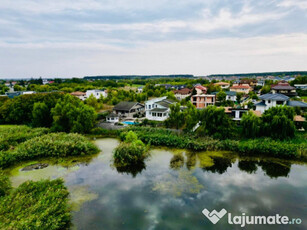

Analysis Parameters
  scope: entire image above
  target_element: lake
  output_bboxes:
[7,138,307,230]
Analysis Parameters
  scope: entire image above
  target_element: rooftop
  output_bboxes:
[259,93,289,101]
[113,101,143,111]
[287,100,307,108]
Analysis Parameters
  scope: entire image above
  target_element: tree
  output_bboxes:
[183,102,200,132]
[216,91,226,105]
[199,106,233,139]
[241,111,261,138]
[236,92,243,104]
[165,103,184,129]
[261,106,295,139]
[85,94,102,111]
[51,94,96,133]
[261,85,271,94]
[32,102,52,127]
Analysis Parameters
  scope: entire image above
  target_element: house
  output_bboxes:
[191,94,216,108]
[214,82,230,89]
[106,113,119,123]
[137,86,144,93]
[271,81,297,97]
[70,91,86,101]
[145,96,176,121]
[113,101,145,118]
[254,93,289,113]
[230,84,252,94]
[193,84,207,95]
[240,79,257,87]
[86,90,107,99]
[294,84,307,90]
[229,108,249,121]
[173,88,191,100]
[226,91,237,102]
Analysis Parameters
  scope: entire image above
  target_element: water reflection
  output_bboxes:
[113,162,146,178]
[174,151,293,179]
[6,138,307,230]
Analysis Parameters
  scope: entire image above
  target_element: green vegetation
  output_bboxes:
[113,131,148,166]
[0,125,49,151]
[0,179,70,230]
[123,127,307,160]
[0,133,99,168]
[0,171,11,197]
[51,94,96,133]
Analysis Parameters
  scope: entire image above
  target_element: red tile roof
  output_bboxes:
[230,85,251,89]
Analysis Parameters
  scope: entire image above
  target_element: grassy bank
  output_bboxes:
[119,127,307,160]
[0,178,70,230]
[0,125,49,151]
[0,133,99,168]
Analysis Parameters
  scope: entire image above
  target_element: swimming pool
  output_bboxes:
[122,121,137,125]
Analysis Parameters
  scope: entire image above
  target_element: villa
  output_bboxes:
[113,101,145,118]
[271,81,297,97]
[230,84,252,94]
[254,93,307,113]
[145,96,176,121]
[173,88,191,100]
[214,82,230,89]
[86,89,108,99]
[191,94,216,108]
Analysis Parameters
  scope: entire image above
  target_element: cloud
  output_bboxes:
[278,0,307,10]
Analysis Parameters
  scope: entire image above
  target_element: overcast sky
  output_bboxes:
[0,0,307,78]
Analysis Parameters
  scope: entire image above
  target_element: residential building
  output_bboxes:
[71,91,86,101]
[214,82,230,89]
[271,81,297,97]
[294,84,307,90]
[145,96,176,121]
[254,93,307,113]
[194,84,207,95]
[173,88,191,100]
[137,86,144,93]
[229,108,249,121]
[240,79,257,87]
[225,91,237,102]
[113,101,145,118]
[191,94,216,108]
[230,84,252,94]
[86,89,107,99]
[254,93,289,113]
[106,113,119,123]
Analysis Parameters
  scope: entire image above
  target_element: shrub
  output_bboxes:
[0,179,70,230]
[0,133,99,168]
[0,171,11,197]
[113,131,148,166]
[0,125,49,151]
[241,111,261,138]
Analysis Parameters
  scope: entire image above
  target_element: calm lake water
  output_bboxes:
[7,138,307,230]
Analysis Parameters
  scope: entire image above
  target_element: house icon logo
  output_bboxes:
[202,208,227,224]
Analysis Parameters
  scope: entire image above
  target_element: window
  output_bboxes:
[152,113,156,116]
[268,100,271,103]
[149,105,151,109]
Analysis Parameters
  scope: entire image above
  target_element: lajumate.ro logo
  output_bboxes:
[202,208,302,227]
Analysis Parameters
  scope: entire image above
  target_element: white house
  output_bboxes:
[86,90,107,99]
[145,96,176,121]
[137,86,144,93]
[254,93,289,113]
[225,91,237,102]
[294,84,307,90]
[106,113,119,123]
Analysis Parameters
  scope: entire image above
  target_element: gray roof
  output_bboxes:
[150,108,168,112]
[226,91,237,96]
[156,99,176,108]
[259,93,289,101]
[113,101,143,111]
[287,101,307,108]
[272,85,295,90]
[254,101,266,106]
[107,113,119,118]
